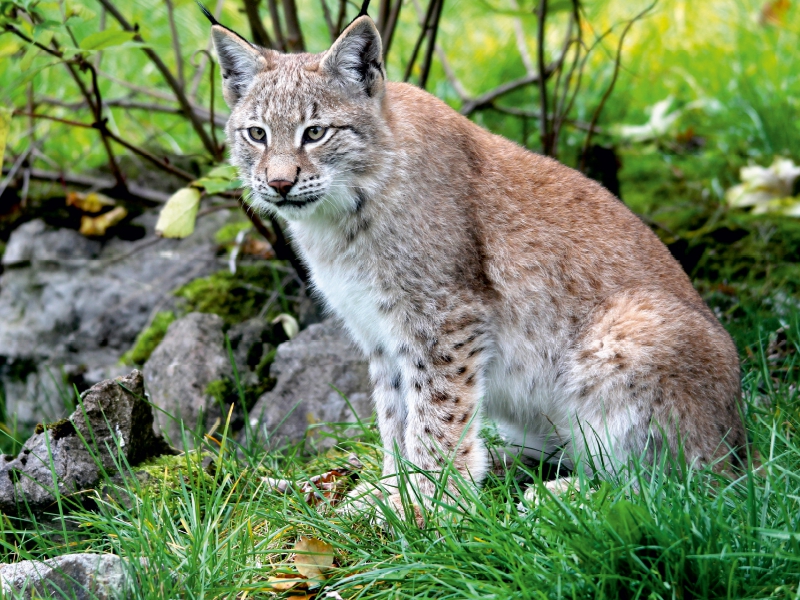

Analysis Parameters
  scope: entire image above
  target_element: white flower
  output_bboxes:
[726,156,800,215]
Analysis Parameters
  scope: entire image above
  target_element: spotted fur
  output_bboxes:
[209,16,745,506]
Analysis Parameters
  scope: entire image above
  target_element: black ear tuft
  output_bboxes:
[358,0,371,17]
[196,1,219,25]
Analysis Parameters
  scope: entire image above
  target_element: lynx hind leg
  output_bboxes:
[565,289,744,473]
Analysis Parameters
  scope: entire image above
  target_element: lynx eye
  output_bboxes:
[248,127,266,142]
[303,126,327,143]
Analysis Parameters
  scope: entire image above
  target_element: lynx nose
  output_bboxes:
[268,179,294,198]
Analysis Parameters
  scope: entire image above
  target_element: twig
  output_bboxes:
[335,0,347,33]
[164,0,186,91]
[403,0,437,82]
[0,167,171,204]
[190,0,225,100]
[242,0,273,48]
[580,1,657,169]
[281,0,305,52]
[267,0,286,51]
[96,0,220,160]
[509,0,535,75]
[320,0,338,42]
[382,0,403,59]
[418,0,444,90]
[536,0,553,156]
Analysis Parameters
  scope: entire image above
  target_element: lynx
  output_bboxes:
[205,9,745,512]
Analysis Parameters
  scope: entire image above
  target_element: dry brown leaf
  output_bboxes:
[286,595,316,600]
[265,574,305,591]
[66,191,116,213]
[240,237,275,259]
[294,537,334,582]
[79,206,128,236]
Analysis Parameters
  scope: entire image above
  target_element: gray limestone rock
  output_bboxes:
[143,313,232,448]
[0,213,226,429]
[247,319,372,450]
[1,219,101,265]
[0,370,169,515]
[0,553,132,600]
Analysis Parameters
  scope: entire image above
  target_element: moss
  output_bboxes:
[174,263,298,326]
[120,311,175,366]
[131,452,217,501]
[33,418,76,440]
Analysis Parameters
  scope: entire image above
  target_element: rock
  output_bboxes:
[0,553,131,600]
[1,219,102,265]
[247,319,372,450]
[227,317,273,389]
[0,212,227,429]
[143,313,232,448]
[0,370,170,514]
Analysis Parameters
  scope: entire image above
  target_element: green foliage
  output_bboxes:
[120,311,175,366]
[174,263,297,326]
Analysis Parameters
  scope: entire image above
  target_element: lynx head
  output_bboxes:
[208,13,388,221]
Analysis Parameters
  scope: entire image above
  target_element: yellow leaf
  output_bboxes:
[67,191,116,213]
[156,187,202,238]
[265,575,305,591]
[0,106,11,166]
[79,206,128,237]
[294,537,334,583]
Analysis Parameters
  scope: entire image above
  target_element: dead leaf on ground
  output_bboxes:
[261,454,362,508]
[265,574,305,591]
[67,191,116,213]
[80,206,128,236]
[294,537,335,582]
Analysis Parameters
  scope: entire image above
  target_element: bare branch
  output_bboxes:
[1,167,171,204]
[96,0,220,160]
[190,0,225,100]
[509,0,535,75]
[320,0,338,42]
[382,0,403,60]
[281,0,305,52]
[580,1,657,169]
[403,0,437,82]
[335,0,348,33]
[242,0,274,48]
[536,0,554,156]
[418,0,444,90]
[459,72,544,115]
[267,0,286,51]
[164,0,186,90]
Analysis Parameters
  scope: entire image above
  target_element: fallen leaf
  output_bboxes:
[265,575,304,591]
[0,107,11,167]
[67,191,116,213]
[80,206,128,236]
[272,313,300,340]
[241,238,275,259]
[156,187,202,238]
[294,538,334,582]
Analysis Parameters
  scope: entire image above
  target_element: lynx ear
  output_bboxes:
[321,16,385,97]
[210,25,269,107]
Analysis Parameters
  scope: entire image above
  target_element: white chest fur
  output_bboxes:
[290,220,395,357]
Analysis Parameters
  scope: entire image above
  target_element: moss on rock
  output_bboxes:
[120,311,176,366]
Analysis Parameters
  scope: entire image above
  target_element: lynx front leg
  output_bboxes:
[398,318,492,506]
[369,352,407,489]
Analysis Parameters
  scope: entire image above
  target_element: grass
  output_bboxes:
[1,308,799,599]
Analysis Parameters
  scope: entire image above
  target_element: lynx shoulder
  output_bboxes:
[207,13,745,506]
